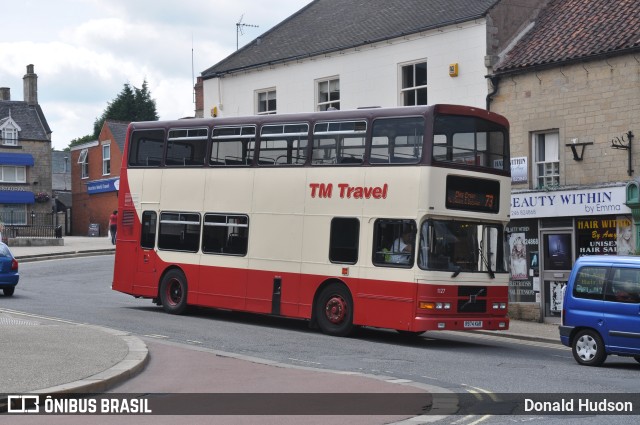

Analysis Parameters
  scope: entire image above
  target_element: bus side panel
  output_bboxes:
[193,265,246,310]
[352,278,416,330]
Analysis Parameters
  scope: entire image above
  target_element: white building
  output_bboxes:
[199,0,548,118]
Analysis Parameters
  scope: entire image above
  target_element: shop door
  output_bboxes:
[540,231,574,322]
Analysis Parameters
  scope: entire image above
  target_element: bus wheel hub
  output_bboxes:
[325,297,346,324]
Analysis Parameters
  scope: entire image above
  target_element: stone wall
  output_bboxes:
[491,53,640,188]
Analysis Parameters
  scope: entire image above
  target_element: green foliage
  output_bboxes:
[68,134,95,149]
[92,80,159,139]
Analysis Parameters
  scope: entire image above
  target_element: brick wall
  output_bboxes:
[70,124,122,236]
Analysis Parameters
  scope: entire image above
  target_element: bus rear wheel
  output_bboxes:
[315,283,354,337]
[160,270,188,315]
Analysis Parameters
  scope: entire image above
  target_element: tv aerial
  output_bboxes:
[236,15,259,50]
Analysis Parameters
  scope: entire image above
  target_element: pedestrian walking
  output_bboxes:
[109,210,118,245]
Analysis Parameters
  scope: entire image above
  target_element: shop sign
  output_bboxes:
[576,215,634,256]
[511,186,630,218]
[86,177,119,194]
[510,157,528,184]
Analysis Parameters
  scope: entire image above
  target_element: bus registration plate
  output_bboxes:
[464,321,482,328]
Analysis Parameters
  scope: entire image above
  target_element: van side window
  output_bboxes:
[573,266,606,300]
[606,268,640,303]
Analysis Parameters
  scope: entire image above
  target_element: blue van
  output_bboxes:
[560,255,640,366]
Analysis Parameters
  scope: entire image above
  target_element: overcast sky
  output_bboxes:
[0,0,311,150]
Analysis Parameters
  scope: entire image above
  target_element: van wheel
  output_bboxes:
[160,270,188,315]
[315,284,354,337]
[3,287,14,296]
[572,329,607,366]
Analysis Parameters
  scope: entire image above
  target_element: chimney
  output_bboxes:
[0,87,10,101]
[194,76,204,118]
[23,64,38,105]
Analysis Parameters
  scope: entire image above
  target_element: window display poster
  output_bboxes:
[509,233,528,280]
[506,220,538,303]
[549,280,566,314]
[617,216,634,255]
[544,233,572,270]
[576,215,633,256]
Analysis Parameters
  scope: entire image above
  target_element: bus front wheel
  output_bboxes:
[160,270,188,315]
[315,284,354,337]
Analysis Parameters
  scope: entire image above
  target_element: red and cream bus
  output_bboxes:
[112,104,511,336]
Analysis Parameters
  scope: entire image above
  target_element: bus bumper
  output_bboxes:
[412,316,510,331]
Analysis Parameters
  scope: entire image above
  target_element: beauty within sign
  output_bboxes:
[511,186,631,218]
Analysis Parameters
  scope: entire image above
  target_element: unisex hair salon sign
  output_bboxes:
[511,186,630,218]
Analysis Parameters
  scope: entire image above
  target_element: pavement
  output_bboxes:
[0,236,563,422]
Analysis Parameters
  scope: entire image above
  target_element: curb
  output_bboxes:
[0,323,148,413]
[15,249,115,262]
[33,326,149,394]
[468,329,561,345]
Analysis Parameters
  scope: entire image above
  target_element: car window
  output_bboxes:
[573,266,606,300]
[606,267,640,303]
[0,244,11,257]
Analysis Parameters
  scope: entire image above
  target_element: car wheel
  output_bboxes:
[315,283,354,337]
[160,270,188,315]
[3,287,14,296]
[572,329,607,366]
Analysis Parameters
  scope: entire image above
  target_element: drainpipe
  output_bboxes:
[485,75,500,111]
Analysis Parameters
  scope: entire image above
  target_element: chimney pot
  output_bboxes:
[0,87,10,101]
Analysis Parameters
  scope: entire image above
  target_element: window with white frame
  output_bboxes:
[256,89,276,115]
[78,148,89,179]
[316,77,340,111]
[0,165,26,183]
[102,144,111,175]
[1,125,18,146]
[400,61,427,106]
[533,132,560,188]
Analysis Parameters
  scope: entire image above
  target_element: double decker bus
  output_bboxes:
[112,104,511,336]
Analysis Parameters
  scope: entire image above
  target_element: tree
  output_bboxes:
[68,80,159,149]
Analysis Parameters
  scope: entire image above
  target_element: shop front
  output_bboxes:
[508,184,633,322]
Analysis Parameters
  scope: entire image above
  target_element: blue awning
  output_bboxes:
[0,153,34,166]
[0,191,35,204]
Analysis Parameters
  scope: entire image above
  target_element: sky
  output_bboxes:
[0,0,312,150]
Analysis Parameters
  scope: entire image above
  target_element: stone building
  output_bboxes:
[488,0,640,321]
[0,64,53,227]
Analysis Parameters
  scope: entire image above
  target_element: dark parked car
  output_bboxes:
[0,242,19,296]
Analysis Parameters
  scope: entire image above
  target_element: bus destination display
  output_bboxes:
[446,175,500,213]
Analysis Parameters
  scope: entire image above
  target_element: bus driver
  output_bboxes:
[390,227,414,264]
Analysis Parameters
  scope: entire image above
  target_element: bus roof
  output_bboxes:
[128,104,509,131]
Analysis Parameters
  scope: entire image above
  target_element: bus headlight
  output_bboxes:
[493,302,507,310]
[419,302,452,310]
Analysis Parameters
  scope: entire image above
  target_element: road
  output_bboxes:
[4,255,639,424]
